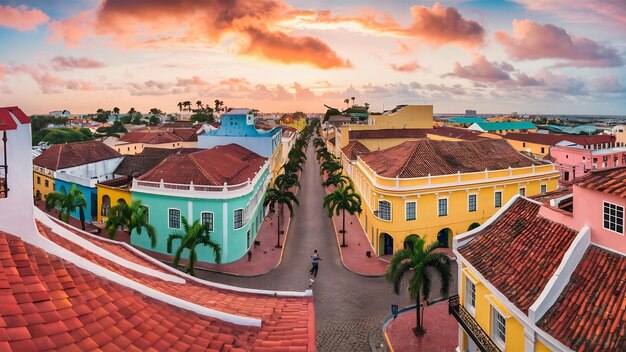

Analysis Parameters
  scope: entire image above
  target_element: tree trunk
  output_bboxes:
[414,294,425,336]
[276,205,281,248]
[341,209,347,247]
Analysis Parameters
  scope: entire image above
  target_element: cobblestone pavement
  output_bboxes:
[196,144,457,351]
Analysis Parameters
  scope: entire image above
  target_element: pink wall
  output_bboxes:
[539,185,626,253]
[551,146,626,182]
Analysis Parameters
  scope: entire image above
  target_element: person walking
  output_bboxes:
[309,250,321,286]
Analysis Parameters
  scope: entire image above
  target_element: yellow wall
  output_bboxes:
[114,141,197,155]
[350,160,560,254]
[536,340,553,352]
[505,138,550,156]
[460,266,532,352]
[370,105,433,129]
[284,119,307,131]
[33,168,55,200]
[96,184,132,223]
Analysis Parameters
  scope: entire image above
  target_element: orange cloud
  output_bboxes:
[50,56,105,71]
[446,55,514,82]
[496,20,623,67]
[0,5,49,31]
[9,64,94,93]
[48,0,350,70]
[0,64,5,80]
[48,11,94,48]
[390,61,421,73]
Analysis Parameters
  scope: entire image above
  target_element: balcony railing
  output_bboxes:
[448,295,501,352]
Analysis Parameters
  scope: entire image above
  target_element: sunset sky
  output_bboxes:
[0,0,624,115]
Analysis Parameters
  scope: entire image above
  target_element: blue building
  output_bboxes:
[198,109,283,178]
[33,141,123,222]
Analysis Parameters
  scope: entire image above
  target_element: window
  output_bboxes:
[522,142,526,147]
[44,179,49,187]
[603,156,608,168]
[168,209,180,229]
[541,147,545,154]
[519,188,526,197]
[378,200,391,221]
[592,158,598,170]
[234,209,243,229]
[614,156,619,167]
[201,212,214,231]
[564,171,570,181]
[603,202,624,234]
[468,194,477,212]
[494,191,502,208]
[540,184,547,194]
[492,308,506,348]
[438,198,448,217]
[37,176,41,185]
[465,277,476,314]
[405,202,416,221]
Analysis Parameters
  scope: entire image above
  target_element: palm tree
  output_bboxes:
[264,185,299,248]
[322,173,350,189]
[177,102,183,112]
[320,158,342,176]
[323,183,362,247]
[288,148,306,168]
[184,101,192,111]
[351,96,355,106]
[315,148,330,162]
[364,102,370,110]
[45,184,87,230]
[283,160,303,175]
[104,200,157,248]
[196,100,203,111]
[275,172,300,191]
[385,236,452,336]
[314,138,325,150]
[113,107,120,115]
[167,216,221,276]
[344,98,350,109]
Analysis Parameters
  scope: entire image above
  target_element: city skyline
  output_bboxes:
[0,0,625,115]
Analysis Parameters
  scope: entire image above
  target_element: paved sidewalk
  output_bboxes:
[385,301,457,352]
[323,183,388,277]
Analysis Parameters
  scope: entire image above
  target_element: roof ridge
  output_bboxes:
[397,141,424,177]
[189,151,221,185]
[55,143,63,169]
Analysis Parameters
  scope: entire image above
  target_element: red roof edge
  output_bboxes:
[0,108,17,131]
[307,296,316,352]
[7,106,31,124]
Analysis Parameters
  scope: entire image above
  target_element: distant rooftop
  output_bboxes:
[504,132,615,146]
[33,141,121,170]
[448,117,484,124]
[471,121,536,131]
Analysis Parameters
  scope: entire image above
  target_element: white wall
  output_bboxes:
[58,157,123,183]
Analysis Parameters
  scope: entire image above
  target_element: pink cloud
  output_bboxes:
[293,82,315,101]
[513,1,626,29]
[446,55,513,82]
[495,19,623,67]
[0,64,5,80]
[47,11,94,48]
[0,5,49,31]
[588,76,624,93]
[50,56,105,71]
[9,64,94,93]
[390,61,421,73]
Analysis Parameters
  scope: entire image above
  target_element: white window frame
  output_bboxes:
[465,276,476,316]
[468,194,477,212]
[233,208,244,230]
[540,184,547,194]
[201,211,214,232]
[518,187,526,197]
[168,208,181,230]
[491,306,507,350]
[437,197,448,217]
[494,191,503,208]
[405,201,416,221]
[603,201,624,235]
[378,200,392,221]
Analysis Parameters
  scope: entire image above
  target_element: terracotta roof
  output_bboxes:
[341,141,370,160]
[137,144,267,186]
[118,130,195,144]
[575,166,626,198]
[33,141,121,170]
[98,175,132,188]
[139,147,202,156]
[537,246,625,351]
[0,229,259,351]
[427,127,489,141]
[529,187,573,204]
[348,128,430,140]
[504,132,615,146]
[114,149,197,177]
[458,197,578,313]
[360,139,540,178]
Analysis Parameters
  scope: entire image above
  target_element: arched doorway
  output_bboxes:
[437,228,453,248]
[117,198,127,206]
[379,233,394,255]
[468,222,480,231]
[403,234,420,250]
[101,195,111,217]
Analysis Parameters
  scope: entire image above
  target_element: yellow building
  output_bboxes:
[452,184,625,352]
[96,180,132,223]
[32,165,55,200]
[347,139,560,255]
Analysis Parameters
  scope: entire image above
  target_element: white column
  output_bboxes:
[188,201,193,222]
[222,202,228,260]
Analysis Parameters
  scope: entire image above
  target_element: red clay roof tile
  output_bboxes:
[458,197,578,313]
[341,140,370,161]
[575,166,626,198]
[504,132,615,146]
[360,139,540,178]
[33,141,121,170]
[537,246,625,351]
[349,128,431,140]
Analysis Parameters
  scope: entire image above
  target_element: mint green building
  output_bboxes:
[130,144,269,264]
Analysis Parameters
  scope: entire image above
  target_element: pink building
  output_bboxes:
[551,142,626,185]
